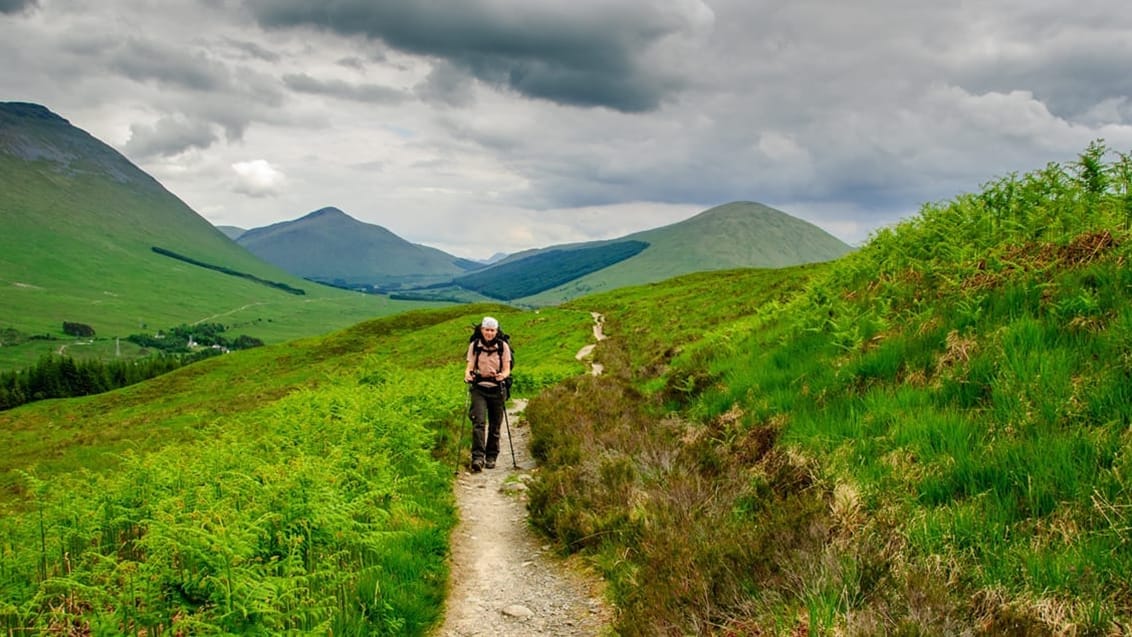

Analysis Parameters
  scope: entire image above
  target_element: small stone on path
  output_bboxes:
[502,604,534,619]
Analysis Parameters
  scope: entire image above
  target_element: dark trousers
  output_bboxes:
[469,383,505,462]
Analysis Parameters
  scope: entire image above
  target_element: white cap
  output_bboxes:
[481,316,499,329]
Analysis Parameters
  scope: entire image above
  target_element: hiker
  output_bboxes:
[464,316,511,472]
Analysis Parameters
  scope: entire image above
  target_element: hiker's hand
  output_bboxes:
[464,371,474,383]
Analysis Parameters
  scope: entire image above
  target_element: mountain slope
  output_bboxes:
[511,201,853,303]
[216,225,246,240]
[237,207,481,288]
[0,102,430,366]
[524,146,1132,633]
[451,240,649,300]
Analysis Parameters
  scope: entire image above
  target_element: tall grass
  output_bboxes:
[528,143,1132,634]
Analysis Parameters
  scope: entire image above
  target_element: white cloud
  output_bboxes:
[231,160,287,198]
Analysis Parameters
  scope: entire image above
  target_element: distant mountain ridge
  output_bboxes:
[0,101,400,349]
[236,207,483,289]
[409,201,854,304]
[1,99,852,335]
[513,201,853,304]
[234,202,852,304]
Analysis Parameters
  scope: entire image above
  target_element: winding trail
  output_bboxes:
[436,313,612,636]
[573,312,607,377]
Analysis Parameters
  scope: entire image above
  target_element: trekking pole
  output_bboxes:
[502,399,518,469]
[456,381,470,475]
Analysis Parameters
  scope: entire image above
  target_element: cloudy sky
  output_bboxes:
[3,0,1131,260]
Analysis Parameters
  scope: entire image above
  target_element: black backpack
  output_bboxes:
[470,325,514,395]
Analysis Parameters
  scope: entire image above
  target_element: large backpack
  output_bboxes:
[470,325,514,396]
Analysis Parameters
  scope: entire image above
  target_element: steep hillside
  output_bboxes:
[0,102,435,369]
[512,201,852,304]
[527,143,1132,634]
[237,207,482,288]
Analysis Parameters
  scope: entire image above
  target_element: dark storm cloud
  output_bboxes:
[0,0,36,14]
[243,0,700,111]
[283,73,407,104]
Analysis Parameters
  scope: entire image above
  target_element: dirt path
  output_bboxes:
[435,314,612,636]
[192,302,268,325]
[574,312,607,376]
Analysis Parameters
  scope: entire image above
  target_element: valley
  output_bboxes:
[2,100,1131,635]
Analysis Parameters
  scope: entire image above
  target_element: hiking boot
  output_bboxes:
[471,459,484,473]
[485,458,496,469]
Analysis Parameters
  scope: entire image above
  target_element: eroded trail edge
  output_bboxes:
[436,314,612,636]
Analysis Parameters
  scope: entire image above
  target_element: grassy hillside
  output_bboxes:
[236,207,480,288]
[5,134,1132,634]
[0,103,439,371]
[527,142,1132,634]
[0,303,596,634]
[515,201,852,304]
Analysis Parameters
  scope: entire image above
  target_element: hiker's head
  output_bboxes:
[480,316,499,339]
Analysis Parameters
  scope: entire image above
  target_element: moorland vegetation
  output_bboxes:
[528,141,1132,635]
[1,142,1130,635]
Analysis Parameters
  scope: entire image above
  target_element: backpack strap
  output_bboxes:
[472,338,485,372]
[472,338,497,373]
[472,338,509,384]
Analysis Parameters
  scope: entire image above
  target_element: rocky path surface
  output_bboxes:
[435,313,612,636]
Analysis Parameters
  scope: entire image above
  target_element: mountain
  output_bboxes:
[452,201,853,305]
[5,145,1130,633]
[236,207,483,289]
[216,225,246,240]
[0,102,427,369]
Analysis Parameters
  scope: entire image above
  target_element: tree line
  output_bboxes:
[151,246,306,295]
[0,351,217,411]
[1,323,265,411]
